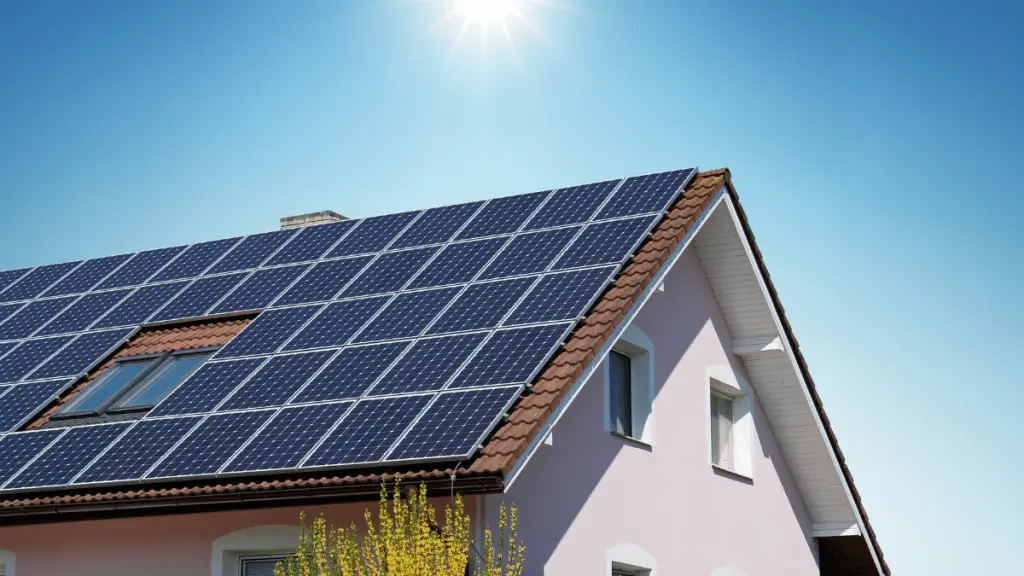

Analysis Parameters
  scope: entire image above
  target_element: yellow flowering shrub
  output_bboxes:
[274,480,524,576]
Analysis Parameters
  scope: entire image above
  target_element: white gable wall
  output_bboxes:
[492,248,819,576]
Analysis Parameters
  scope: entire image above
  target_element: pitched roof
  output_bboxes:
[0,169,887,574]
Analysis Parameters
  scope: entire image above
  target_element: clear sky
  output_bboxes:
[1,1,1021,573]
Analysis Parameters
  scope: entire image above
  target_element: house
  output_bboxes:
[0,168,887,576]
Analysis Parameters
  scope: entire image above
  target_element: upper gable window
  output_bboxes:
[53,349,213,421]
[604,325,655,445]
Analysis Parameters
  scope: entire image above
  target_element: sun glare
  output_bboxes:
[454,0,520,27]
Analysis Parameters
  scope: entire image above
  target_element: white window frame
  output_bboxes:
[606,543,656,576]
[211,525,300,576]
[239,553,289,576]
[707,364,754,479]
[603,324,656,445]
[0,550,14,576]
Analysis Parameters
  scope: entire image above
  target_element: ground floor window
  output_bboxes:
[240,554,288,576]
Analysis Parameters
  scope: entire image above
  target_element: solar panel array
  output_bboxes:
[0,167,696,494]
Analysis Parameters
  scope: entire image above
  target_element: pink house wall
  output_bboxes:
[494,249,818,575]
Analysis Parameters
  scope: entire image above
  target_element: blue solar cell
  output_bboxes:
[302,394,432,467]
[219,350,333,410]
[596,168,694,219]
[0,297,76,340]
[267,220,357,265]
[406,238,508,289]
[552,216,658,270]
[148,273,247,322]
[327,212,420,257]
[207,229,298,274]
[426,278,535,335]
[449,323,572,389]
[95,246,187,289]
[340,248,437,297]
[478,227,580,280]
[390,202,484,249]
[504,266,615,325]
[0,379,73,430]
[0,262,81,303]
[91,281,189,328]
[74,417,202,484]
[370,332,486,395]
[151,238,241,281]
[223,402,353,473]
[291,342,409,403]
[36,290,132,336]
[0,337,72,384]
[0,303,22,326]
[523,179,621,230]
[216,305,322,358]
[210,265,308,314]
[147,358,265,416]
[387,386,521,461]
[42,254,132,296]
[0,430,63,486]
[5,422,131,489]
[0,268,31,295]
[28,329,133,380]
[147,410,274,478]
[352,287,460,343]
[0,341,15,360]
[283,297,389,351]
[273,256,373,306]
[455,190,551,240]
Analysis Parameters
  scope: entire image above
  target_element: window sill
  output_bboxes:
[609,430,653,450]
[711,463,753,483]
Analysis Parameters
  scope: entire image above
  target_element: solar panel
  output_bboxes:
[455,191,550,240]
[504,266,615,325]
[273,256,373,306]
[390,202,484,249]
[0,341,15,360]
[73,416,202,484]
[0,261,81,303]
[302,394,432,467]
[209,265,309,315]
[477,227,581,280]
[0,379,73,431]
[95,246,187,289]
[0,302,23,326]
[27,328,133,380]
[328,212,420,257]
[90,281,189,328]
[369,332,486,396]
[596,168,694,219]
[283,297,390,352]
[36,290,132,336]
[215,305,322,358]
[406,238,508,289]
[0,430,63,486]
[387,385,521,461]
[42,254,132,297]
[219,350,333,410]
[147,358,265,416]
[149,273,247,322]
[0,268,31,296]
[208,229,298,274]
[352,287,460,343]
[291,342,408,403]
[0,337,73,384]
[151,237,241,281]
[426,278,535,335]
[340,247,437,297]
[4,423,131,489]
[147,410,274,478]
[449,323,572,389]
[552,215,658,270]
[267,220,357,265]
[223,402,352,473]
[0,296,76,340]
[523,179,621,230]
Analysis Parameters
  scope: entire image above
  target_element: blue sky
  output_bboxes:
[1,0,1021,572]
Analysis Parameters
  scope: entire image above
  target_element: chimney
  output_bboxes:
[279,210,347,230]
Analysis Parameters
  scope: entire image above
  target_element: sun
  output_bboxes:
[453,0,520,28]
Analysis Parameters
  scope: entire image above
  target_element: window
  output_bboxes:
[710,391,734,469]
[707,365,755,479]
[240,555,287,576]
[604,325,655,444]
[0,549,13,576]
[53,349,213,421]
